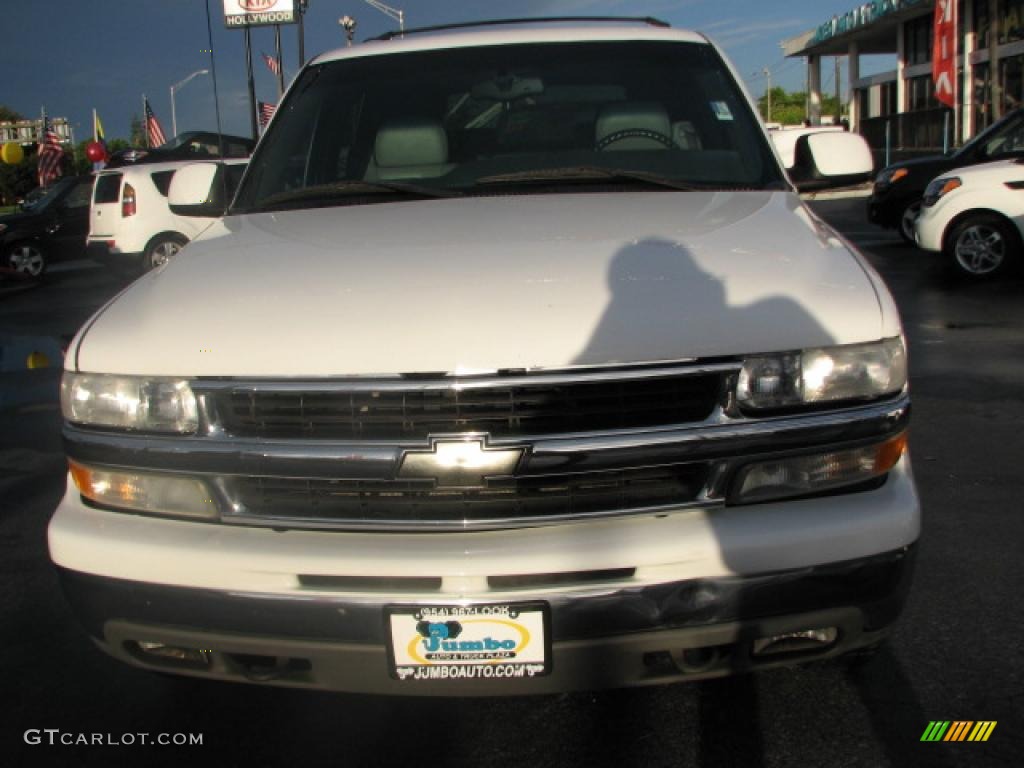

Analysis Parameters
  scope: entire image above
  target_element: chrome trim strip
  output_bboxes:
[63,396,910,480]
[189,362,740,394]
[219,497,724,533]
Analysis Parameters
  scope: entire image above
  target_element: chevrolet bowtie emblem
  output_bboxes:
[398,438,525,488]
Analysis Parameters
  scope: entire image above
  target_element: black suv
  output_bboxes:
[1,175,94,277]
[868,108,1024,242]
[105,131,254,169]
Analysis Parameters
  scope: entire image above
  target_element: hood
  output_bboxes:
[0,209,38,229]
[882,153,956,179]
[73,191,891,377]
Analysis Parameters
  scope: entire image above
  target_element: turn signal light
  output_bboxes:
[69,460,216,519]
[730,433,907,505]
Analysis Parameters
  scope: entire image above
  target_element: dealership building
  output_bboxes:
[783,0,1024,155]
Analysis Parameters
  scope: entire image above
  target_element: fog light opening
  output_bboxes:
[127,640,211,668]
[751,627,838,657]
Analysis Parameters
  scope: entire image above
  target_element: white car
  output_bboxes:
[87,158,247,272]
[50,18,917,695]
[915,158,1024,280]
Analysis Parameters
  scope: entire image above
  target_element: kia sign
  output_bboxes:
[932,0,957,108]
[223,0,296,27]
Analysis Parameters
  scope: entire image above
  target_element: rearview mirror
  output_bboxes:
[471,75,544,101]
[789,132,874,192]
[168,162,229,217]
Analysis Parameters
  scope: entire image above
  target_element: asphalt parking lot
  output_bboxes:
[1,198,1022,767]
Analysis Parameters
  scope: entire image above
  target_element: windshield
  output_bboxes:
[956,111,1024,159]
[235,41,784,213]
[23,177,75,211]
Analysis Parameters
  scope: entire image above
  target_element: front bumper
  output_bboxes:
[867,188,913,229]
[58,544,914,695]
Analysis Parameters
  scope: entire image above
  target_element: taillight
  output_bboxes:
[122,183,136,217]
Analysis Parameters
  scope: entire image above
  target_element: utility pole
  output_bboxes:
[297,0,308,68]
[763,67,772,122]
[835,57,842,123]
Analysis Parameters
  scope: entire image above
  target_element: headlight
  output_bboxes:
[923,176,961,207]
[736,338,906,411]
[61,373,197,432]
[875,167,909,185]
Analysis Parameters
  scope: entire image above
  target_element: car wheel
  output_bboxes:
[945,214,1020,280]
[5,242,47,277]
[144,235,188,271]
[898,200,922,244]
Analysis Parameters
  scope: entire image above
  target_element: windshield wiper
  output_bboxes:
[475,166,718,192]
[247,180,461,212]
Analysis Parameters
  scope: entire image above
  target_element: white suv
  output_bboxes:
[87,158,247,272]
[50,18,917,695]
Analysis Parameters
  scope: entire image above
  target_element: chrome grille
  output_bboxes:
[206,371,723,440]
[226,463,711,529]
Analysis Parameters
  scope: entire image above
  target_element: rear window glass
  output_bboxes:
[94,173,122,204]
[151,171,176,197]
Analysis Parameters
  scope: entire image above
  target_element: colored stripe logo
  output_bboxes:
[921,721,997,742]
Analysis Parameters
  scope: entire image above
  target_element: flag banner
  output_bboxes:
[933,0,957,109]
[94,111,106,144]
[262,52,281,76]
[37,113,64,187]
[258,101,277,129]
[224,0,296,28]
[144,97,168,148]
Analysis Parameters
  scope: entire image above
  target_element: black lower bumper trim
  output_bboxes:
[57,545,915,646]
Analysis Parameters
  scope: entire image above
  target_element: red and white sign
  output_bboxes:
[933,0,957,108]
[223,0,296,28]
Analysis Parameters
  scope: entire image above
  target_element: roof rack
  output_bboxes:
[367,16,671,42]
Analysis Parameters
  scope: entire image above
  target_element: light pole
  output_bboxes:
[365,1,404,32]
[170,69,209,139]
[339,15,357,46]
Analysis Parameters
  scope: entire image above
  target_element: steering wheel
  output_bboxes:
[595,128,675,151]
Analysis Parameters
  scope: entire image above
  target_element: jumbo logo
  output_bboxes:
[239,0,277,11]
[409,619,529,662]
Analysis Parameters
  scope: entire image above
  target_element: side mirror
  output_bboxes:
[789,132,874,192]
[168,162,229,217]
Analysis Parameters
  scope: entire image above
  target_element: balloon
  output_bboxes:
[1,142,24,164]
[85,141,108,163]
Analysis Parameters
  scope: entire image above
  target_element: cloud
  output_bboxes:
[700,18,806,48]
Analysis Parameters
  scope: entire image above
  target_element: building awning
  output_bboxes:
[783,0,934,57]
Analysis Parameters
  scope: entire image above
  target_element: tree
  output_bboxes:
[129,113,145,147]
[758,87,846,126]
[0,104,23,123]
[0,155,37,205]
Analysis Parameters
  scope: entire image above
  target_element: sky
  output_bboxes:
[0,0,898,143]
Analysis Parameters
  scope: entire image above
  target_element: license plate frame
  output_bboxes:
[386,602,551,682]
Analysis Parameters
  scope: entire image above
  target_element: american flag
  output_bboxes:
[261,52,281,76]
[258,101,277,129]
[144,97,167,148]
[36,113,64,187]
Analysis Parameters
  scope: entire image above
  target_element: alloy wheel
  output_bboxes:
[900,201,922,243]
[954,224,1005,275]
[150,240,182,269]
[7,244,45,277]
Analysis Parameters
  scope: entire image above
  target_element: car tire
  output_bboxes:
[5,241,47,277]
[898,200,922,244]
[944,214,1021,280]
[144,234,188,271]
